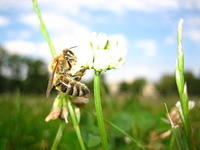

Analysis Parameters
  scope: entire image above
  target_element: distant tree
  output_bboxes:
[156,72,200,97]
[6,54,27,92]
[130,78,146,95]
[119,78,146,96]
[156,74,177,96]
[0,75,8,93]
[0,47,9,92]
[0,47,8,74]
[0,46,49,94]
[119,81,129,93]
[185,72,200,96]
[22,58,48,94]
[7,54,25,80]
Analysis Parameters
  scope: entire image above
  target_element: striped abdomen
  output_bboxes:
[55,77,90,97]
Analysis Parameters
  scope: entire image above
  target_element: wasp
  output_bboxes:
[46,47,90,106]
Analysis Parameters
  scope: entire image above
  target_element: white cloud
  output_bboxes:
[182,0,200,9]
[20,13,89,36]
[7,30,32,39]
[20,14,38,27]
[20,12,91,52]
[38,0,179,14]
[0,0,31,10]
[135,39,157,56]
[1,0,200,16]
[3,40,53,62]
[106,62,174,83]
[0,15,10,26]
[20,12,128,56]
[187,16,200,27]
[184,16,200,43]
[164,35,176,45]
[3,40,37,55]
[39,0,179,14]
[187,29,200,43]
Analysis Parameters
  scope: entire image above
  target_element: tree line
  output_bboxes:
[119,72,200,97]
[0,47,48,94]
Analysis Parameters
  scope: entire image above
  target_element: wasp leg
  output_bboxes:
[72,68,86,81]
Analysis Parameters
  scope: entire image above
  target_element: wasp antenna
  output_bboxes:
[69,46,78,49]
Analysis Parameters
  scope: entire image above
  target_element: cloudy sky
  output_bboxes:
[0,0,200,83]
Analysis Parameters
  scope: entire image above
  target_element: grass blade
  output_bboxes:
[106,120,146,150]
[32,0,56,57]
[51,122,65,150]
[175,19,192,149]
[67,100,86,150]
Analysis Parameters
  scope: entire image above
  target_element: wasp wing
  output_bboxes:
[46,60,58,98]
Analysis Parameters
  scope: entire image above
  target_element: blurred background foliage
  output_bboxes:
[0,46,200,150]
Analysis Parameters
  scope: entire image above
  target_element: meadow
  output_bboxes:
[0,1,199,150]
[0,93,199,150]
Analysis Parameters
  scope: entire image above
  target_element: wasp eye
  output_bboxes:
[67,50,74,56]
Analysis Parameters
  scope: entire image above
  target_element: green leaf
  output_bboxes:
[111,112,133,137]
[87,134,101,147]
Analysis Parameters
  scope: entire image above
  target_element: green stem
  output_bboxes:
[32,0,57,57]
[51,122,65,150]
[67,100,86,150]
[176,19,192,149]
[94,71,109,150]
[107,120,145,150]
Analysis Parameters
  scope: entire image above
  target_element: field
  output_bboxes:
[0,93,199,150]
[1,1,200,150]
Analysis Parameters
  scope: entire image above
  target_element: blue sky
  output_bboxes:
[0,0,200,83]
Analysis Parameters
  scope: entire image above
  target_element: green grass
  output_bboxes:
[0,94,199,150]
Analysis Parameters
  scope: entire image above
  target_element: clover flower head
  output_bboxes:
[74,32,127,72]
[175,100,195,111]
[175,100,195,119]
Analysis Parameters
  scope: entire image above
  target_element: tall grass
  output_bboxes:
[175,19,193,150]
[32,0,56,57]
[32,0,86,150]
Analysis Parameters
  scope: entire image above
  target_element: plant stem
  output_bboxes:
[175,19,196,150]
[94,71,109,150]
[67,100,86,150]
[176,19,191,147]
[176,19,189,134]
[32,0,56,57]
[51,122,65,150]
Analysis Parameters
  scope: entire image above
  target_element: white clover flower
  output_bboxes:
[74,32,127,72]
[175,100,195,110]
[175,100,195,119]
